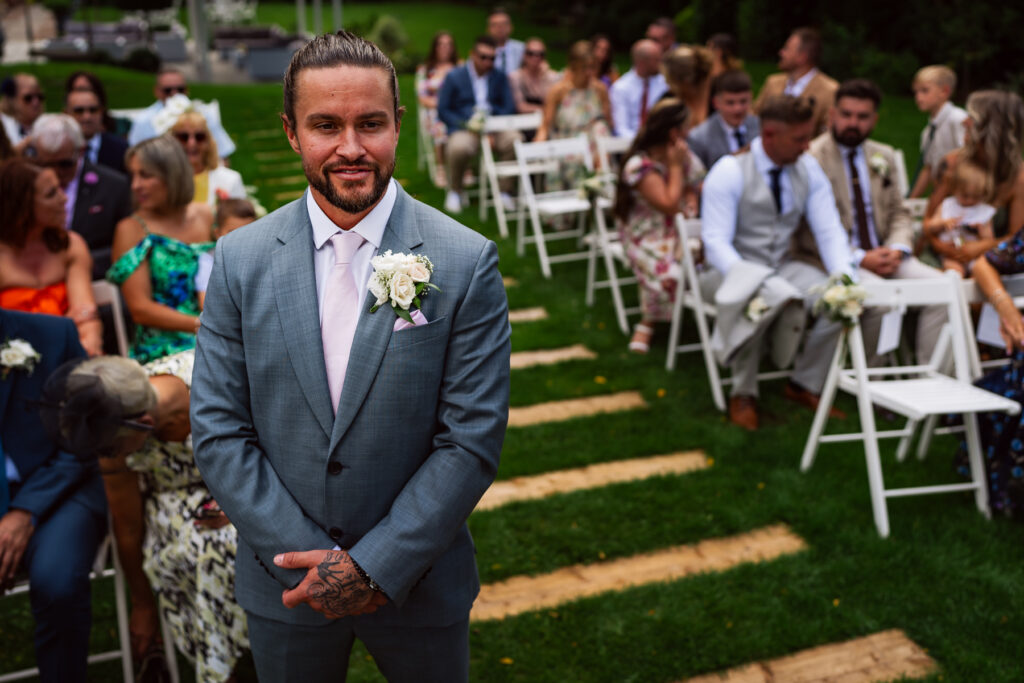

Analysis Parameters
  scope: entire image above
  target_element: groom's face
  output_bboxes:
[284,65,401,222]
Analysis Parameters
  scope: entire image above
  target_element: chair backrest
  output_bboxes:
[595,134,632,172]
[854,272,969,380]
[893,148,909,197]
[514,135,594,166]
[92,280,130,357]
[957,272,1024,377]
[483,111,542,134]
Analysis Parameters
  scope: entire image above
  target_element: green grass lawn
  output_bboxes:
[0,12,1016,682]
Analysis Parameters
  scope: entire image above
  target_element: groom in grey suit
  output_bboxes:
[191,32,510,682]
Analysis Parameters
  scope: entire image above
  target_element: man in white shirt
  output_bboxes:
[753,28,837,137]
[127,68,236,160]
[800,79,946,365]
[687,69,760,169]
[609,39,668,141]
[0,73,45,151]
[701,95,852,430]
[487,8,525,75]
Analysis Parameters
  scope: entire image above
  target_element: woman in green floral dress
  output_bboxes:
[108,135,214,363]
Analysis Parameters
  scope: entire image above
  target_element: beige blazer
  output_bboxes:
[792,134,914,269]
[755,71,838,137]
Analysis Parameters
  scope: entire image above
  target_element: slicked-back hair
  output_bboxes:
[835,78,882,110]
[759,94,815,126]
[282,31,403,128]
[711,69,752,96]
[792,27,822,66]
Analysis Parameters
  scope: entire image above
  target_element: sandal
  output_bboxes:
[629,323,654,354]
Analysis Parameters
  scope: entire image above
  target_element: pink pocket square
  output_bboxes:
[393,308,428,331]
[89,204,104,214]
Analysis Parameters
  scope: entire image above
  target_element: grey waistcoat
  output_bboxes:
[733,151,809,269]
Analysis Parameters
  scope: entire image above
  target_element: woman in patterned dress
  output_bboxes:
[415,31,459,188]
[536,40,612,147]
[612,99,704,353]
[108,135,213,363]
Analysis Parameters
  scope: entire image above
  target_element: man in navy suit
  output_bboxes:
[687,69,760,169]
[65,88,129,177]
[0,310,107,683]
[437,34,517,213]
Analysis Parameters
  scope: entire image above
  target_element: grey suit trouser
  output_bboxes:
[702,260,840,398]
[247,611,469,683]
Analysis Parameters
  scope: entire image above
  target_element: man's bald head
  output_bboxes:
[632,39,662,77]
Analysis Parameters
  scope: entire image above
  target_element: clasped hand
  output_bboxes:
[275,549,388,619]
[860,247,904,276]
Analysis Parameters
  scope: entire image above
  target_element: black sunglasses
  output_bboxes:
[174,131,208,144]
[476,52,496,62]
[71,105,101,115]
[161,85,188,96]
[22,92,45,104]
[525,49,545,57]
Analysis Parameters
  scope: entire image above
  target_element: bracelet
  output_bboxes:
[350,557,383,593]
[990,289,1010,305]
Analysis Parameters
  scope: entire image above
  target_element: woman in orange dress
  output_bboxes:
[0,158,103,356]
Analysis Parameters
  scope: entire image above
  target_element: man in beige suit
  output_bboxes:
[754,28,837,137]
[795,79,945,364]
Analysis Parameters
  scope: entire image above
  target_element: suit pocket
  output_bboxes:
[387,314,450,350]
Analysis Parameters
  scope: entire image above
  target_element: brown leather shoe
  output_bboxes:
[784,381,846,419]
[729,395,759,431]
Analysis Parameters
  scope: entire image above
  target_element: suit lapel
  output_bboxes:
[272,198,335,440]
[329,186,424,452]
[71,164,95,229]
[710,115,730,159]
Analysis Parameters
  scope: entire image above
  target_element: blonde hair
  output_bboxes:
[125,135,195,209]
[914,65,956,92]
[952,160,993,201]
[962,90,1024,191]
[662,45,713,97]
[567,40,594,73]
[172,110,220,171]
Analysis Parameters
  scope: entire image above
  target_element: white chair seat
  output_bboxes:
[843,376,1021,421]
[536,195,592,216]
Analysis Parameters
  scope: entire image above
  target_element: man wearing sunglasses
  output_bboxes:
[64,88,128,176]
[127,68,236,160]
[0,73,45,150]
[29,114,132,282]
[437,35,518,214]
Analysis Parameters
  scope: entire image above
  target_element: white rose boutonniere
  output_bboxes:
[0,338,42,379]
[745,296,769,323]
[368,250,441,323]
[868,152,892,187]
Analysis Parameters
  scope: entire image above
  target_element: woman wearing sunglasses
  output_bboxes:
[170,110,246,207]
[108,135,214,363]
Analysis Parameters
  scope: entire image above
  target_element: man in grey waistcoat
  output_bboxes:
[700,95,853,430]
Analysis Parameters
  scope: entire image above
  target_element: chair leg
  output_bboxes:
[665,279,685,372]
[111,546,133,682]
[530,209,553,278]
[856,387,891,538]
[800,335,845,472]
[963,414,992,519]
[895,418,919,462]
[162,611,181,683]
[915,413,940,460]
[585,221,597,308]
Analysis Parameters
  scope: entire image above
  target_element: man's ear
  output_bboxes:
[281,114,301,154]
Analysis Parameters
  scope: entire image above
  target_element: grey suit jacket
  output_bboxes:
[687,112,760,170]
[191,185,511,628]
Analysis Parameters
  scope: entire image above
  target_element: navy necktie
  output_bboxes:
[734,128,745,149]
[769,167,783,214]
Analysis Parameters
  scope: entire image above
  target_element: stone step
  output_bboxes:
[509,344,597,370]
[508,307,547,323]
[508,391,647,428]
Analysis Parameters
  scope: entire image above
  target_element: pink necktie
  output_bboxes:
[322,230,365,413]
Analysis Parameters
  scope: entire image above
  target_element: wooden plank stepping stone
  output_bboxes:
[680,629,937,683]
[507,391,646,428]
[509,344,596,370]
[472,525,806,621]
[507,307,547,323]
[476,451,708,511]
[502,277,518,287]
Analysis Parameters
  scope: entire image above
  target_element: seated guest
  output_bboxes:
[437,34,518,214]
[64,86,128,176]
[592,34,619,88]
[0,158,103,356]
[925,90,1024,266]
[609,39,668,140]
[924,160,996,275]
[1,73,45,151]
[415,30,460,188]
[707,33,742,82]
[488,7,525,74]
[108,136,214,363]
[908,66,967,198]
[128,68,235,161]
[65,70,124,138]
[61,352,249,683]
[797,78,945,366]
[613,99,702,353]
[29,114,132,279]
[0,120,13,160]
[661,44,713,126]
[754,28,837,137]
[536,40,611,144]
[687,69,759,169]
[170,110,246,207]
[195,198,257,309]
[645,17,677,55]
[510,37,561,116]
[0,308,107,683]
[701,95,852,430]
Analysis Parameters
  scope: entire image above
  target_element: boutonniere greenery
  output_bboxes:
[868,152,892,187]
[367,251,440,324]
[0,338,42,379]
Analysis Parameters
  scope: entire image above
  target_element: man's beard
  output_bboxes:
[306,156,395,214]
[833,126,869,148]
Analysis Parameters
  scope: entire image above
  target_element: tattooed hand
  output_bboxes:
[275,549,389,618]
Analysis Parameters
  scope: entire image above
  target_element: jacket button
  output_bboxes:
[327,461,343,475]
[329,527,343,541]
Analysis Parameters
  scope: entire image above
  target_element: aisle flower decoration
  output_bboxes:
[745,296,769,323]
[1,338,41,379]
[466,110,488,134]
[368,251,440,323]
[812,273,868,328]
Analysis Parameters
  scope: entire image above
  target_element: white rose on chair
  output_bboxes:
[466,110,488,134]
[368,250,440,323]
[812,274,867,328]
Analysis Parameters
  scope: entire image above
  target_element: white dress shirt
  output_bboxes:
[86,133,102,165]
[609,69,669,140]
[784,68,818,97]
[701,136,851,276]
[309,179,397,321]
[1,112,26,146]
[467,61,492,114]
[718,117,749,153]
[495,39,525,75]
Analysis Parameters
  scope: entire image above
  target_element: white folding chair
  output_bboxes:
[800,272,1021,538]
[478,112,546,239]
[415,104,440,185]
[514,135,596,278]
[92,280,130,357]
[594,134,631,175]
[893,148,910,198]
